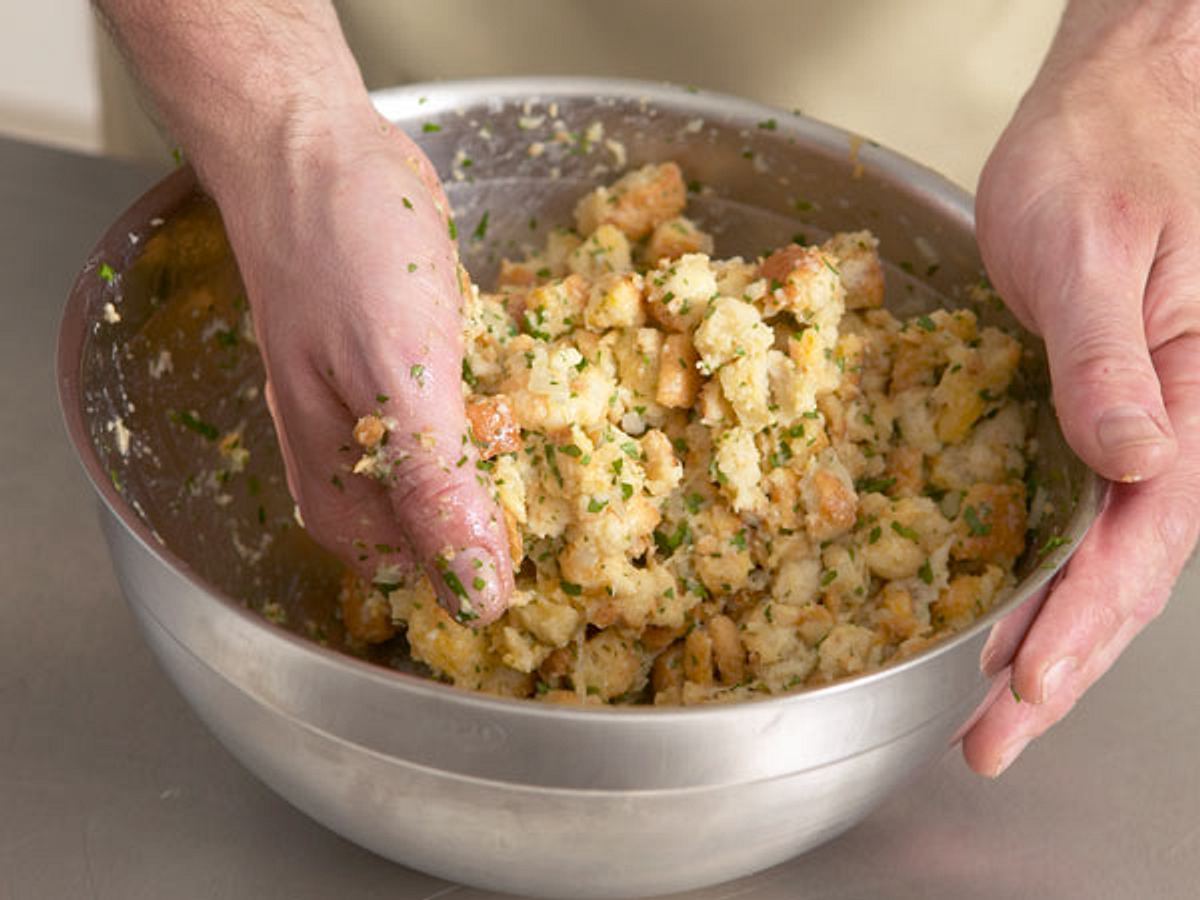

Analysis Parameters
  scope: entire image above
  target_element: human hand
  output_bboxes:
[212,111,513,624]
[968,0,1200,775]
[93,3,513,623]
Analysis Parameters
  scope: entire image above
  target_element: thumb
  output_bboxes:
[354,351,514,626]
[386,411,514,627]
[1035,262,1176,483]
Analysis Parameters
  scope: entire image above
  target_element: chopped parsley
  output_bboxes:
[963,505,992,537]
[544,444,563,486]
[472,211,490,241]
[170,410,219,441]
[856,475,896,494]
[1038,534,1070,557]
[461,358,478,388]
[653,520,691,557]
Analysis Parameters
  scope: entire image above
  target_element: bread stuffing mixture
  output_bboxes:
[345,162,1032,705]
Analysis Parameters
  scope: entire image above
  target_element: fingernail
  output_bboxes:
[989,734,1033,778]
[1037,657,1077,704]
[1096,405,1168,454]
[431,546,503,624]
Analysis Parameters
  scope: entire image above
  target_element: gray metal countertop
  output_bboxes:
[1,136,1196,900]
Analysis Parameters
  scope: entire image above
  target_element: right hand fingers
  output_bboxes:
[964,331,1200,776]
[1035,237,1176,484]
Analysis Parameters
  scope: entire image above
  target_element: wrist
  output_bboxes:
[194,89,382,206]
[97,0,377,198]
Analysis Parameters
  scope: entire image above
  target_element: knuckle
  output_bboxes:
[1059,323,1153,391]
[1081,591,1127,639]
[387,453,486,541]
[390,453,466,507]
[1150,490,1200,578]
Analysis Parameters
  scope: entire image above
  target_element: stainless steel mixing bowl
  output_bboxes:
[59,78,1102,898]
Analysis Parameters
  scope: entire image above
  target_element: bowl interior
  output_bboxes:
[66,79,1098,685]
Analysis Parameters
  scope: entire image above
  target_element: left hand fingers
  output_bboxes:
[964,333,1200,776]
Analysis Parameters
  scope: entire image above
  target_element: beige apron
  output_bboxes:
[98,0,1064,189]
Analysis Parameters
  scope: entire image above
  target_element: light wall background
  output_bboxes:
[0,1,101,153]
[0,0,1061,190]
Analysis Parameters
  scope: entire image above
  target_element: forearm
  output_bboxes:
[1041,0,1200,80]
[94,0,371,198]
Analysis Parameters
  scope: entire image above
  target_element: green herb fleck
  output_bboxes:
[439,567,468,600]
[963,505,992,537]
[1038,534,1070,557]
[653,521,691,557]
[461,358,478,388]
[472,211,490,241]
[856,476,896,494]
[544,444,563,487]
[171,410,219,441]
